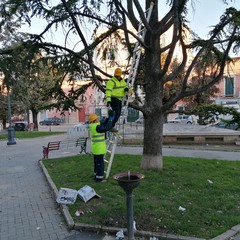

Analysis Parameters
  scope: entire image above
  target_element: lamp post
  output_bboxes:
[7,89,16,145]
[0,72,16,145]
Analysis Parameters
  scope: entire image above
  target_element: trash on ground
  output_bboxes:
[56,188,78,205]
[150,237,159,240]
[56,185,100,204]
[207,179,213,184]
[133,220,137,230]
[75,209,84,216]
[179,206,186,211]
[78,185,101,203]
[116,229,124,239]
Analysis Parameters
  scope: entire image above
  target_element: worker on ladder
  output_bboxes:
[106,68,130,131]
[88,110,114,182]
[103,3,155,179]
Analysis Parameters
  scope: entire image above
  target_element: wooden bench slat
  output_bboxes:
[47,141,60,150]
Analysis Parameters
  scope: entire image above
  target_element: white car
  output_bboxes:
[135,117,144,124]
[168,115,194,124]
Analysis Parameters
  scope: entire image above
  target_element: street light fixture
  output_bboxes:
[0,72,16,145]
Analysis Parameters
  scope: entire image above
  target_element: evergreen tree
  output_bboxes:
[0,1,240,169]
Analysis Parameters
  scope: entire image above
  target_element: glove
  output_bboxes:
[108,109,114,117]
[124,87,129,92]
[108,110,115,121]
[107,101,111,107]
[109,116,114,121]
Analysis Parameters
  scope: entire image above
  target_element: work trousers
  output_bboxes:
[94,154,104,182]
[110,97,122,127]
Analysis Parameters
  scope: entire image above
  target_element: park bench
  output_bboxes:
[42,137,88,159]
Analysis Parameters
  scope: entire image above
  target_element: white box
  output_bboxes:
[56,188,78,205]
[78,185,100,203]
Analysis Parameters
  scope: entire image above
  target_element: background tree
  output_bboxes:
[0,41,72,130]
[196,104,240,129]
[14,52,65,130]
[0,92,8,129]
[183,52,221,124]
[0,1,240,170]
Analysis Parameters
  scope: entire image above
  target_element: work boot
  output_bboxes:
[95,179,107,183]
[109,127,118,133]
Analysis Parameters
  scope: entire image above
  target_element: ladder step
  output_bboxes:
[133,48,141,54]
[137,28,145,36]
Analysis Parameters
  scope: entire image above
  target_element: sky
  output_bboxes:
[186,0,240,38]
[20,0,240,55]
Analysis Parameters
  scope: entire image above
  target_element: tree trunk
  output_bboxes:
[141,112,164,170]
[140,57,164,170]
[140,32,164,170]
[31,108,39,131]
[2,118,7,130]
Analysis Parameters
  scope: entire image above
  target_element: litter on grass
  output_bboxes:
[56,188,78,205]
[56,185,100,204]
[179,206,186,211]
[116,229,124,239]
[133,220,137,230]
[78,185,101,203]
[75,209,84,216]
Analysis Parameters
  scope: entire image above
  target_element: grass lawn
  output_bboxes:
[42,154,240,239]
[0,131,65,140]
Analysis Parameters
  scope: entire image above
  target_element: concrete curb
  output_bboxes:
[39,159,239,240]
[210,224,240,240]
[39,160,74,229]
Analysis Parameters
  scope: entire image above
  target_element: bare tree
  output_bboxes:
[0,0,240,170]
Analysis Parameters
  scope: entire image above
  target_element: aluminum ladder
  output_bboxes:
[104,132,122,179]
[120,1,154,125]
[104,2,154,179]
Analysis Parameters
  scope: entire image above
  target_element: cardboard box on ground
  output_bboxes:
[56,185,101,205]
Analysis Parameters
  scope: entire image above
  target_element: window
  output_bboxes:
[177,105,184,115]
[225,76,234,96]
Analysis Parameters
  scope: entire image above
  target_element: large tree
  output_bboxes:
[0,44,67,130]
[0,0,240,170]
[15,52,66,130]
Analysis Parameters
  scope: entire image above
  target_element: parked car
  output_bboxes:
[211,121,239,130]
[135,117,144,124]
[39,117,61,126]
[13,121,28,131]
[168,115,194,124]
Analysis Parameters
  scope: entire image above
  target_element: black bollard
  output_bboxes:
[7,126,16,145]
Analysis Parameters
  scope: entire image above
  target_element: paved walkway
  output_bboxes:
[0,135,105,240]
[0,129,240,240]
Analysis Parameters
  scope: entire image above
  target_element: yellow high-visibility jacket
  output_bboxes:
[89,123,106,155]
[106,76,128,102]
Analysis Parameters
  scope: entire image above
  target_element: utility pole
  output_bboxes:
[7,89,16,145]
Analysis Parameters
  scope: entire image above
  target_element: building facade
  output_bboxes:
[215,57,240,112]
